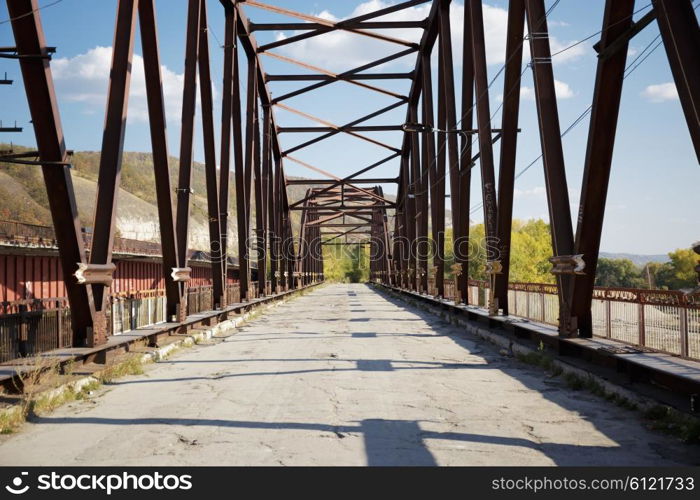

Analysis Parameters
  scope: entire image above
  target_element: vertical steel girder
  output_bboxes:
[468,0,498,244]
[571,0,636,337]
[239,53,258,299]
[438,0,464,301]
[139,0,184,321]
[421,54,444,297]
[89,0,139,340]
[219,5,236,296]
[456,0,474,305]
[175,0,201,306]
[409,102,425,291]
[525,0,576,336]
[197,0,226,309]
[493,0,526,316]
[651,0,700,162]
[7,0,98,345]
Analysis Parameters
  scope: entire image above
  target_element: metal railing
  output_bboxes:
[110,290,167,335]
[0,219,164,256]
[421,278,699,361]
[0,300,71,363]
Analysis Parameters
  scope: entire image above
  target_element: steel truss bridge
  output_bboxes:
[1,0,698,356]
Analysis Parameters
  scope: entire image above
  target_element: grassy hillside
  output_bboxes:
[0,145,313,250]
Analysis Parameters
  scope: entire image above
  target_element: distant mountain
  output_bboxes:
[599,252,669,267]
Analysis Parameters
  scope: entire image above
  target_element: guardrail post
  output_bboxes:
[605,299,611,338]
[638,302,645,347]
[540,291,546,322]
[680,307,689,358]
[55,306,62,349]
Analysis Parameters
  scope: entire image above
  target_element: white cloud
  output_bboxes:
[514,186,547,199]
[268,1,585,72]
[641,82,678,103]
[518,79,575,100]
[52,46,186,124]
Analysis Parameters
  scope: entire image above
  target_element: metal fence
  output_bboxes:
[110,290,167,335]
[448,280,699,361]
[0,299,71,362]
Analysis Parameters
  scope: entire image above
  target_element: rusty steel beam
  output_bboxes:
[264,52,408,101]
[270,48,417,105]
[138,0,184,320]
[287,177,398,185]
[6,0,98,346]
[89,0,139,343]
[245,0,425,51]
[438,0,466,301]
[276,103,402,154]
[493,0,526,316]
[651,0,700,162]
[175,0,201,308]
[525,0,576,336]
[289,153,399,208]
[421,52,444,297]
[283,100,406,156]
[267,72,413,82]
[284,155,397,205]
[571,0,636,338]
[197,0,226,309]
[278,125,403,133]
[455,0,474,305]
[469,0,498,243]
[219,3,236,297]
[252,21,426,31]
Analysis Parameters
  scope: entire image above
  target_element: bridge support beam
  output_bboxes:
[493,0,526,317]
[525,0,576,336]
[652,0,700,163]
[571,0,636,338]
[6,0,98,346]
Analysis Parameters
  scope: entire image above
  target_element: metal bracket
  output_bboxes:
[74,263,116,286]
[550,254,586,275]
[170,267,192,282]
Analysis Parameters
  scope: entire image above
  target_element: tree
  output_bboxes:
[594,258,646,288]
[654,248,697,290]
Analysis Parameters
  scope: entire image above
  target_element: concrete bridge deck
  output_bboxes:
[0,284,697,466]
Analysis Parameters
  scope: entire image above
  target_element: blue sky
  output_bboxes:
[0,0,698,254]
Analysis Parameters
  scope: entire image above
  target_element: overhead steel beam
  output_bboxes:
[251,21,426,31]
[283,101,406,156]
[245,0,426,51]
[264,52,408,101]
[270,48,417,104]
[266,72,413,82]
[287,177,398,185]
[278,125,403,133]
[289,153,399,208]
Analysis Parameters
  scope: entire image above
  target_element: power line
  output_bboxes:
[0,0,64,26]
[404,0,668,207]
[468,24,680,216]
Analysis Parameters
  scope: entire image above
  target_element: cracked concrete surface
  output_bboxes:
[0,283,697,466]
